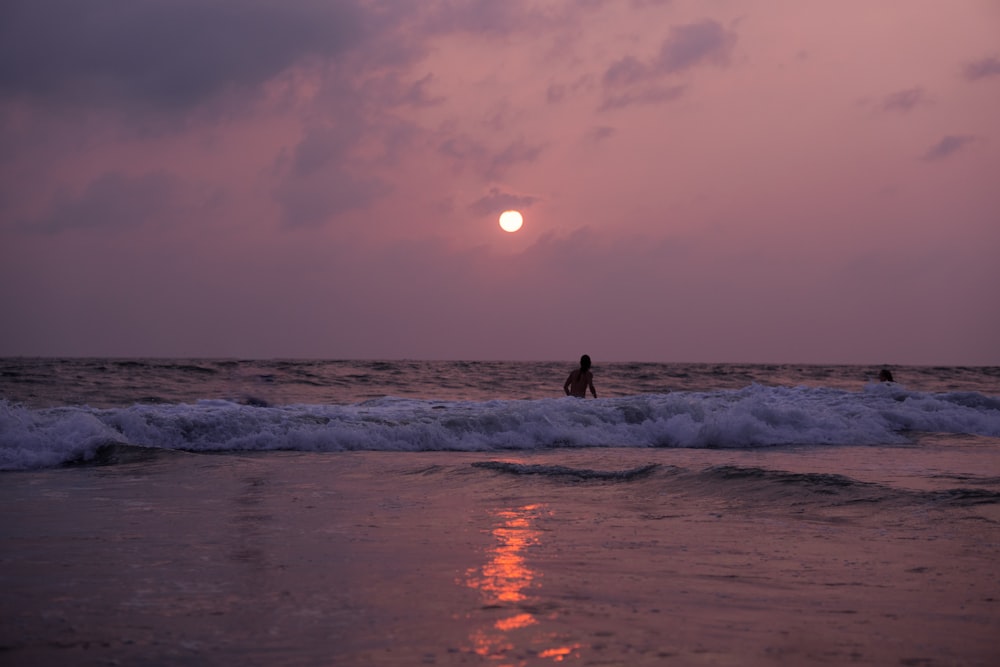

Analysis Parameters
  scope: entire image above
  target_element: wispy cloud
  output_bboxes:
[881,87,926,113]
[603,19,737,87]
[489,141,544,177]
[19,171,180,233]
[963,56,1000,81]
[600,85,686,111]
[921,135,976,161]
[438,136,543,179]
[271,123,391,227]
[600,19,736,109]
[468,187,539,217]
[658,19,737,73]
[273,172,389,228]
[587,125,616,143]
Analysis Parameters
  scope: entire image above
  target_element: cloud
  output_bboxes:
[600,85,685,111]
[545,74,595,106]
[468,187,539,216]
[546,83,570,104]
[18,170,184,233]
[603,56,650,87]
[602,19,736,90]
[881,87,926,113]
[392,73,446,108]
[286,125,357,179]
[921,135,976,161]
[0,0,369,111]
[439,135,489,166]
[272,126,390,227]
[587,126,616,142]
[421,0,536,36]
[273,174,389,228]
[963,56,1000,81]
[600,19,735,109]
[489,140,544,176]
[657,19,737,73]
[438,135,543,178]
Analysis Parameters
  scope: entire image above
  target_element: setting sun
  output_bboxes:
[498,210,523,233]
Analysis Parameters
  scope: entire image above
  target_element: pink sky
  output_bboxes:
[1,1,998,364]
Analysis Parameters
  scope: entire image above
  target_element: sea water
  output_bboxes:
[2,359,999,665]
[2,359,999,470]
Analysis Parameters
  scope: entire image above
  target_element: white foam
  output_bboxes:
[2,384,999,471]
[0,401,126,470]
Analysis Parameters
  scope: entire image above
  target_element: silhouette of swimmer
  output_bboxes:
[564,354,597,398]
[878,368,895,382]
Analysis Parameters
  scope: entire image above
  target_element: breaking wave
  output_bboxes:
[3,383,999,471]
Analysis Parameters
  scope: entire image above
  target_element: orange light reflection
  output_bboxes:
[465,505,541,606]
[464,504,582,663]
[539,644,583,661]
[495,613,536,632]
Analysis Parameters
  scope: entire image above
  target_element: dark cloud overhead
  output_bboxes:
[0,0,369,109]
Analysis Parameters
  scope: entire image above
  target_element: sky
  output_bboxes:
[1,0,998,364]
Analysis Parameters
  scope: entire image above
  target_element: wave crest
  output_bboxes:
[2,383,999,471]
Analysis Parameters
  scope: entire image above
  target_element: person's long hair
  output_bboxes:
[579,354,591,373]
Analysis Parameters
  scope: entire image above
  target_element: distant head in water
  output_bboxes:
[580,354,591,372]
[878,368,894,382]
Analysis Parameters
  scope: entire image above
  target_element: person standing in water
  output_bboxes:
[564,354,597,398]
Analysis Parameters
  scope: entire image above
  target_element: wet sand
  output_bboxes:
[1,448,998,666]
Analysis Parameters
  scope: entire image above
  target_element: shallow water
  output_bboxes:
[1,446,998,666]
[2,360,998,664]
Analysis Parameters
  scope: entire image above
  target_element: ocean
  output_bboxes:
[1,359,999,665]
[3,359,999,469]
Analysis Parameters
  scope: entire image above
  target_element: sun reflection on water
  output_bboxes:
[464,503,582,663]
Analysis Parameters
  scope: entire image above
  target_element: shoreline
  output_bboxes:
[2,447,998,665]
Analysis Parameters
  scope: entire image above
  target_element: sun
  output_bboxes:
[498,210,524,233]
